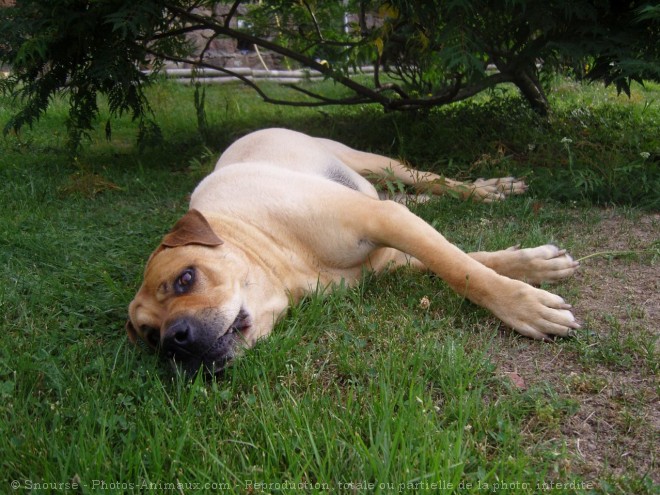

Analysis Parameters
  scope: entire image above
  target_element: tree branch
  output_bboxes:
[145,48,372,107]
[223,0,242,28]
[302,0,324,41]
[147,24,206,42]
[152,4,518,112]
[163,2,393,107]
[286,85,370,105]
[375,82,410,99]
[452,72,513,101]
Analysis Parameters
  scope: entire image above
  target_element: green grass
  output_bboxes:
[1,78,658,494]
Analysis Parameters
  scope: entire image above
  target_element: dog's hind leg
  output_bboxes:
[316,137,526,202]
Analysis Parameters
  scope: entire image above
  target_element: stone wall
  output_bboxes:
[168,5,382,72]
[167,4,285,71]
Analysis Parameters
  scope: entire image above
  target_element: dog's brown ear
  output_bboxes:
[161,209,223,248]
[126,319,138,344]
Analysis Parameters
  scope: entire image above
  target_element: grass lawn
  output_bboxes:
[0,77,658,494]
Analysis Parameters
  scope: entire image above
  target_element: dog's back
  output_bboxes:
[214,127,378,196]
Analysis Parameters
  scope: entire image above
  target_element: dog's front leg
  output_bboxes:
[362,200,579,340]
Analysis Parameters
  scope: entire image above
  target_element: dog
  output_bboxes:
[126,128,580,375]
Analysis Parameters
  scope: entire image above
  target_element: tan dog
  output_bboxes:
[127,128,579,375]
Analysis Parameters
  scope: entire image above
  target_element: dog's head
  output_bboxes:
[126,209,253,376]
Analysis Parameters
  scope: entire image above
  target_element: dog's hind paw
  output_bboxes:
[470,177,528,202]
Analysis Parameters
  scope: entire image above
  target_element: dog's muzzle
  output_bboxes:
[162,309,251,376]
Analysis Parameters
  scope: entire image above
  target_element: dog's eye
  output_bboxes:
[174,268,195,295]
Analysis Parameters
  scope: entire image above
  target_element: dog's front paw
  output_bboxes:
[505,244,579,284]
[470,177,527,202]
[491,280,580,341]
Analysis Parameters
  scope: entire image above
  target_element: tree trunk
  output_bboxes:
[512,69,550,116]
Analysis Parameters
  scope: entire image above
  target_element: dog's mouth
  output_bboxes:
[195,308,252,376]
[226,307,252,337]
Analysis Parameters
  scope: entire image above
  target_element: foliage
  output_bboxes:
[374,0,660,110]
[1,0,659,150]
[0,0,188,150]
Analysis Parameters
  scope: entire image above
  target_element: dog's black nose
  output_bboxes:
[161,315,235,376]
[162,318,197,357]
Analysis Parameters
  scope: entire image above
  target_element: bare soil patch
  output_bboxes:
[495,209,659,485]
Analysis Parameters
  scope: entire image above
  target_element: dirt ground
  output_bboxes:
[495,209,659,486]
